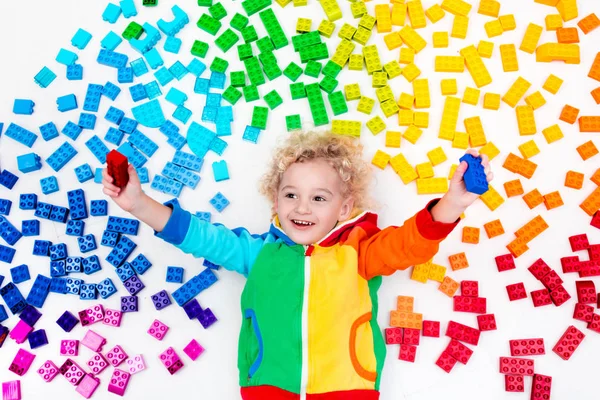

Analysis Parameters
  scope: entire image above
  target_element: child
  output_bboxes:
[102,130,493,400]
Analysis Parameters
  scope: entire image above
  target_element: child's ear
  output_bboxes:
[339,197,355,221]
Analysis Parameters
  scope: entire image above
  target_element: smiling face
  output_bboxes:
[274,158,354,245]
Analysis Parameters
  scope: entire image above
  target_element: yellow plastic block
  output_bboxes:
[464,116,487,146]
[534,0,559,5]
[386,131,402,148]
[542,124,564,143]
[353,26,372,46]
[416,162,434,178]
[367,116,386,135]
[478,40,494,58]
[338,23,356,41]
[502,76,531,107]
[516,105,537,135]
[433,32,449,48]
[428,263,447,282]
[451,15,469,39]
[417,178,449,194]
[483,93,501,110]
[357,96,375,114]
[452,131,469,149]
[399,26,427,53]
[518,140,540,159]
[317,19,336,38]
[348,54,364,71]
[390,154,419,184]
[499,44,519,72]
[499,14,516,31]
[399,47,415,64]
[427,147,447,166]
[371,150,391,169]
[293,0,307,7]
[375,85,394,102]
[479,185,505,211]
[384,61,402,79]
[448,164,458,179]
[359,14,376,30]
[383,32,403,50]
[413,79,430,108]
[556,0,578,22]
[331,39,355,67]
[524,91,546,110]
[402,63,421,82]
[344,83,361,100]
[460,45,492,88]
[545,14,563,31]
[440,79,458,95]
[375,4,392,33]
[407,0,427,29]
[398,93,415,109]
[426,4,445,23]
[403,124,423,144]
[350,1,367,18]
[413,111,429,127]
[398,109,414,126]
[484,19,503,38]
[381,99,400,117]
[462,87,480,105]
[542,74,563,94]
[372,71,388,88]
[319,0,342,21]
[363,45,383,75]
[478,0,500,17]
[435,56,464,73]
[439,96,461,140]
[441,0,472,16]
[296,18,312,33]
[391,3,407,26]
[520,23,543,54]
[331,120,362,137]
[480,141,500,160]
[535,43,580,64]
[275,0,292,7]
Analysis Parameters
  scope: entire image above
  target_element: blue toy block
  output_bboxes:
[173,106,192,124]
[66,64,83,80]
[117,142,147,168]
[61,121,83,140]
[0,170,19,190]
[120,0,137,17]
[67,189,88,220]
[203,258,220,270]
[90,200,108,216]
[102,81,122,100]
[117,67,134,83]
[10,264,30,284]
[78,234,97,253]
[49,205,69,223]
[47,142,78,172]
[194,78,210,95]
[5,123,38,148]
[26,274,52,307]
[128,129,158,157]
[0,199,11,215]
[154,67,174,86]
[74,163,94,183]
[106,216,139,235]
[102,3,121,23]
[50,278,68,294]
[209,72,226,89]
[162,162,200,189]
[151,174,183,197]
[165,88,187,106]
[164,36,182,53]
[173,150,203,171]
[166,266,184,283]
[131,253,152,274]
[83,84,103,112]
[144,81,162,100]
[56,48,78,65]
[78,113,97,130]
[160,120,180,137]
[0,305,7,323]
[186,59,206,77]
[216,120,232,137]
[195,211,211,223]
[39,122,59,141]
[105,127,124,146]
[123,275,144,295]
[0,216,22,246]
[56,311,79,332]
[106,235,137,267]
[218,106,233,121]
[157,5,189,36]
[130,58,148,77]
[101,31,122,51]
[171,268,217,306]
[130,23,161,54]
[66,219,85,236]
[0,275,4,287]
[50,260,66,277]
[66,256,82,273]
[33,66,56,88]
[13,99,35,115]
[105,106,125,124]
[168,61,188,80]
[0,282,27,314]
[97,278,117,299]
[49,243,68,260]
[459,154,489,195]
[167,132,187,150]
[85,135,110,164]
[144,47,163,69]
[136,167,149,184]
[40,176,59,194]
[94,168,103,184]
[212,160,229,182]
[34,202,52,220]
[115,262,135,282]
[131,99,165,128]
[151,290,172,310]
[242,125,261,143]
[210,192,230,212]
[206,93,222,107]
[28,329,48,349]
[17,153,42,173]
[19,304,42,326]
[129,84,147,102]
[19,193,38,210]
[65,278,83,295]
[119,117,138,133]
[82,254,102,275]
[79,283,97,300]
[32,240,52,256]
[57,94,78,112]
[202,106,218,122]
[0,244,16,264]
[71,28,92,49]
[21,220,40,237]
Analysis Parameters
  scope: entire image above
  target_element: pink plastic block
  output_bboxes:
[576,280,597,304]
[147,319,169,341]
[87,353,108,374]
[81,330,106,352]
[499,357,535,376]
[509,338,545,356]
[422,320,440,337]
[505,375,524,392]
[106,345,129,367]
[550,284,571,306]
[60,359,85,385]
[403,327,420,345]
[446,339,473,364]
[107,369,131,397]
[75,374,100,399]
[60,340,79,356]
[506,282,527,301]
[398,343,417,362]
[561,256,581,273]
[125,355,146,375]
[159,347,184,375]
[476,314,497,331]
[2,380,20,400]
[103,308,122,327]
[384,327,403,344]
[531,374,552,399]
[460,280,479,296]
[37,360,59,382]
[569,233,589,251]
[9,349,36,376]
[9,320,33,344]
[573,303,594,323]
[78,304,104,326]
[552,325,585,360]
[531,289,552,307]
[435,350,458,373]
[446,320,480,346]
[183,340,205,361]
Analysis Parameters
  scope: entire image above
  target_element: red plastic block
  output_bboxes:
[569,234,589,251]
[403,327,420,345]
[505,375,524,392]
[561,256,580,273]
[550,285,571,306]
[576,280,597,304]
[499,357,535,376]
[385,327,403,344]
[398,344,417,362]
[540,270,563,291]
[578,260,600,277]
[591,211,600,229]
[106,150,129,189]
[446,339,473,364]
[573,303,594,323]
[531,374,552,399]
[446,320,481,346]
[422,320,440,337]
[477,314,497,331]
[552,325,585,360]
[460,280,479,297]
[588,244,600,261]
[453,296,487,314]
[588,314,600,333]
[506,283,527,301]
[509,338,545,356]
[435,350,458,373]
[528,259,551,280]
[531,289,553,307]
[495,254,516,272]
[598,293,600,308]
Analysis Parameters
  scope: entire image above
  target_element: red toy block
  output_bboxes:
[398,344,417,362]
[591,211,600,229]
[588,314,600,333]
[445,339,473,364]
[573,303,594,323]
[576,280,597,304]
[106,150,129,189]
[505,375,524,392]
[403,327,420,345]
[422,320,440,337]
[561,256,581,273]
[528,259,551,280]
[453,296,487,314]
[540,270,563,291]
[460,280,479,297]
[499,357,535,376]
[506,283,527,301]
[509,338,545,356]
[588,244,600,261]
[435,350,458,373]
[569,234,589,251]
[495,254,516,272]
[385,327,403,345]
[598,293,600,308]
[552,325,585,360]
[446,320,480,346]
[531,289,552,307]
[531,374,552,399]
[578,260,600,277]
[550,285,571,306]
[477,314,497,331]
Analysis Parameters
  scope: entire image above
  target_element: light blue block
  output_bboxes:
[71,29,92,50]
[34,67,57,88]
[173,106,192,124]
[130,58,148,77]
[120,0,137,17]
[165,88,187,106]
[144,48,163,69]
[186,59,206,77]
[56,49,78,66]
[212,160,229,182]
[102,3,121,23]
[164,36,182,54]
[101,31,123,51]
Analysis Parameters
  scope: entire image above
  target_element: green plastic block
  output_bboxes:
[283,62,303,81]
[237,43,253,60]
[258,51,282,80]
[319,76,338,93]
[223,86,243,105]
[251,106,269,129]
[191,40,209,58]
[197,14,222,36]
[286,114,302,131]
[322,60,342,78]
[304,60,322,77]
[123,22,144,40]
[244,56,266,86]
[256,37,274,54]
[230,71,246,87]
[328,91,348,116]
[210,57,229,73]
[241,25,258,43]
[305,83,329,126]
[197,0,212,6]
[243,85,260,102]
[242,0,271,16]
[292,31,321,52]
[208,3,227,20]
[259,9,289,49]
[299,43,329,63]
[264,90,283,109]
[290,82,306,99]
[143,0,158,6]
[216,29,240,53]
[231,13,249,31]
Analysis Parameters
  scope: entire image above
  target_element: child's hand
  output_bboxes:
[447,149,494,208]
[102,164,144,213]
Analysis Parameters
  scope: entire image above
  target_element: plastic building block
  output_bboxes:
[477,314,497,331]
[459,154,488,194]
[103,309,122,327]
[506,283,527,301]
[559,104,579,124]
[159,347,184,375]
[147,319,169,341]
[97,49,128,69]
[9,348,35,376]
[107,369,131,396]
[38,361,59,382]
[121,295,138,312]
[66,64,83,81]
[101,31,123,51]
[124,355,146,375]
[5,123,38,148]
[446,320,480,346]
[13,99,35,115]
[166,266,184,283]
[56,48,78,65]
[446,339,473,364]
[552,325,584,360]
[102,3,121,23]
[34,66,57,88]
[83,83,103,112]
[0,216,23,246]
[578,13,600,34]
[27,329,48,349]
[436,351,458,373]
[10,265,30,284]
[9,320,33,344]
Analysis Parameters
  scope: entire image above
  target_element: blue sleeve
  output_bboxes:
[156,204,267,277]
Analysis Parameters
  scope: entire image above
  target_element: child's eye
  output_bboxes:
[314,196,326,202]
[285,193,297,199]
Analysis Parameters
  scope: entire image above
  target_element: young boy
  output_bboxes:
[102,131,493,400]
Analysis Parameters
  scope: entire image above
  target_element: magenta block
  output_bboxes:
[159,347,184,375]
[2,380,20,400]
[106,344,128,367]
[37,360,59,382]
[75,374,100,399]
[78,304,104,326]
[147,319,169,341]
[102,308,122,327]
[60,340,79,356]
[9,320,33,344]
[60,359,85,386]
[81,329,106,352]
[86,353,108,374]
[9,348,36,376]
[125,354,146,375]
[183,339,205,361]
[107,369,131,396]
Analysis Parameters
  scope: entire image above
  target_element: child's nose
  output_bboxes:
[296,199,311,214]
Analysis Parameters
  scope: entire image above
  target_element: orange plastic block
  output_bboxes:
[396,295,414,312]
[556,27,579,43]
[565,171,584,189]
[503,153,537,179]
[592,88,600,104]
[591,168,600,185]
[577,141,599,161]
[439,276,460,297]
[579,116,600,132]
[589,53,600,82]
[559,105,579,124]
[515,215,548,242]
[543,191,564,210]
[390,311,423,329]
[523,189,544,209]
[580,186,600,216]
[462,227,480,244]
[484,219,504,238]
[449,252,469,271]
[507,237,529,258]
[578,13,600,34]
[504,179,524,197]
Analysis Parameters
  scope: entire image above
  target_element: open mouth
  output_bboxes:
[291,219,315,227]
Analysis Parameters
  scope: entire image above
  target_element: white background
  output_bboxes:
[0,0,599,399]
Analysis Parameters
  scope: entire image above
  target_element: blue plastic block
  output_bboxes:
[57,94,78,112]
[0,245,16,264]
[105,106,125,124]
[67,189,88,220]
[195,211,211,223]
[242,125,260,143]
[78,113,97,130]
[66,256,82,273]
[186,59,206,77]
[106,235,137,267]
[130,23,161,54]
[218,106,233,121]
[65,278,83,295]
[106,216,139,235]
[128,129,158,157]
[19,194,37,210]
[61,121,83,140]
[102,3,122,23]
[130,58,148,77]
[101,31,123,50]
[216,120,232,136]
[172,151,203,171]
[97,278,117,299]
[132,99,166,128]
[137,167,149,184]
[202,106,218,122]
[144,81,162,99]
[171,268,217,306]
[74,163,94,183]
[39,122,59,141]
[34,202,52,219]
[27,274,52,307]
[50,278,68,294]
[0,305,7,323]
[85,135,109,164]
[151,174,183,197]
[71,28,92,50]
[5,123,38,148]
[50,260,66,277]
[459,154,489,195]
[173,106,192,124]
[40,176,59,194]
[162,162,200,189]
[168,61,188,80]
[82,254,102,275]
[123,275,144,295]
[209,71,226,89]
[49,243,67,261]
[19,304,42,326]
[105,127,124,146]
[154,67,174,86]
[203,258,220,270]
[117,142,147,168]
[0,216,22,246]
[56,48,78,65]
[120,0,137,17]
[34,66,57,88]
[166,266,184,283]
[28,329,48,349]
[94,168,103,184]
[0,282,26,314]
[83,84,103,112]
[47,142,78,172]
[65,219,85,236]
[78,234,97,253]
[118,67,134,83]
[144,48,164,69]
[131,253,152,274]
[0,199,11,215]
[13,99,35,115]
[164,36,182,53]
[206,93,222,107]
[163,198,180,209]
[17,153,42,173]
[119,117,138,133]
[56,310,79,332]
[80,283,97,300]
[115,262,135,282]
[21,220,40,237]
[90,200,108,216]
[129,84,147,102]
[157,5,189,36]
[212,160,229,181]
[10,264,30,284]
[165,88,187,106]
[32,240,51,256]
[210,192,230,212]
[102,81,122,100]
[0,275,4,287]
[160,120,180,137]
[167,135,186,151]
[194,78,209,94]
[66,64,83,80]
[49,205,69,223]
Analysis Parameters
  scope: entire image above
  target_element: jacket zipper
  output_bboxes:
[299,245,312,399]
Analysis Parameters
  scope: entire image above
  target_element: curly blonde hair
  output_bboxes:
[259,130,374,212]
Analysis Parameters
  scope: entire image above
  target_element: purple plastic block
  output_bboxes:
[121,295,138,312]
[37,360,59,382]
[103,308,122,327]
[75,373,100,399]
[56,311,79,332]
[123,275,145,295]
[19,304,42,327]
[78,304,104,326]
[27,329,48,349]
[199,308,217,329]
[159,347,184,375]
[60,359,85,385]
[147,319,169,341]
[106,345,129,367]
[125,355,146,375]
[86,353,108,374]
[183,339,205,361]
[108,369,131,396]
[9,348,36,376]
[81,329,106,352]
[183,298,202,319]
[9,320,33,344]
[151,290,172,310]
[2,380,20,400]
[60,340,79,356]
